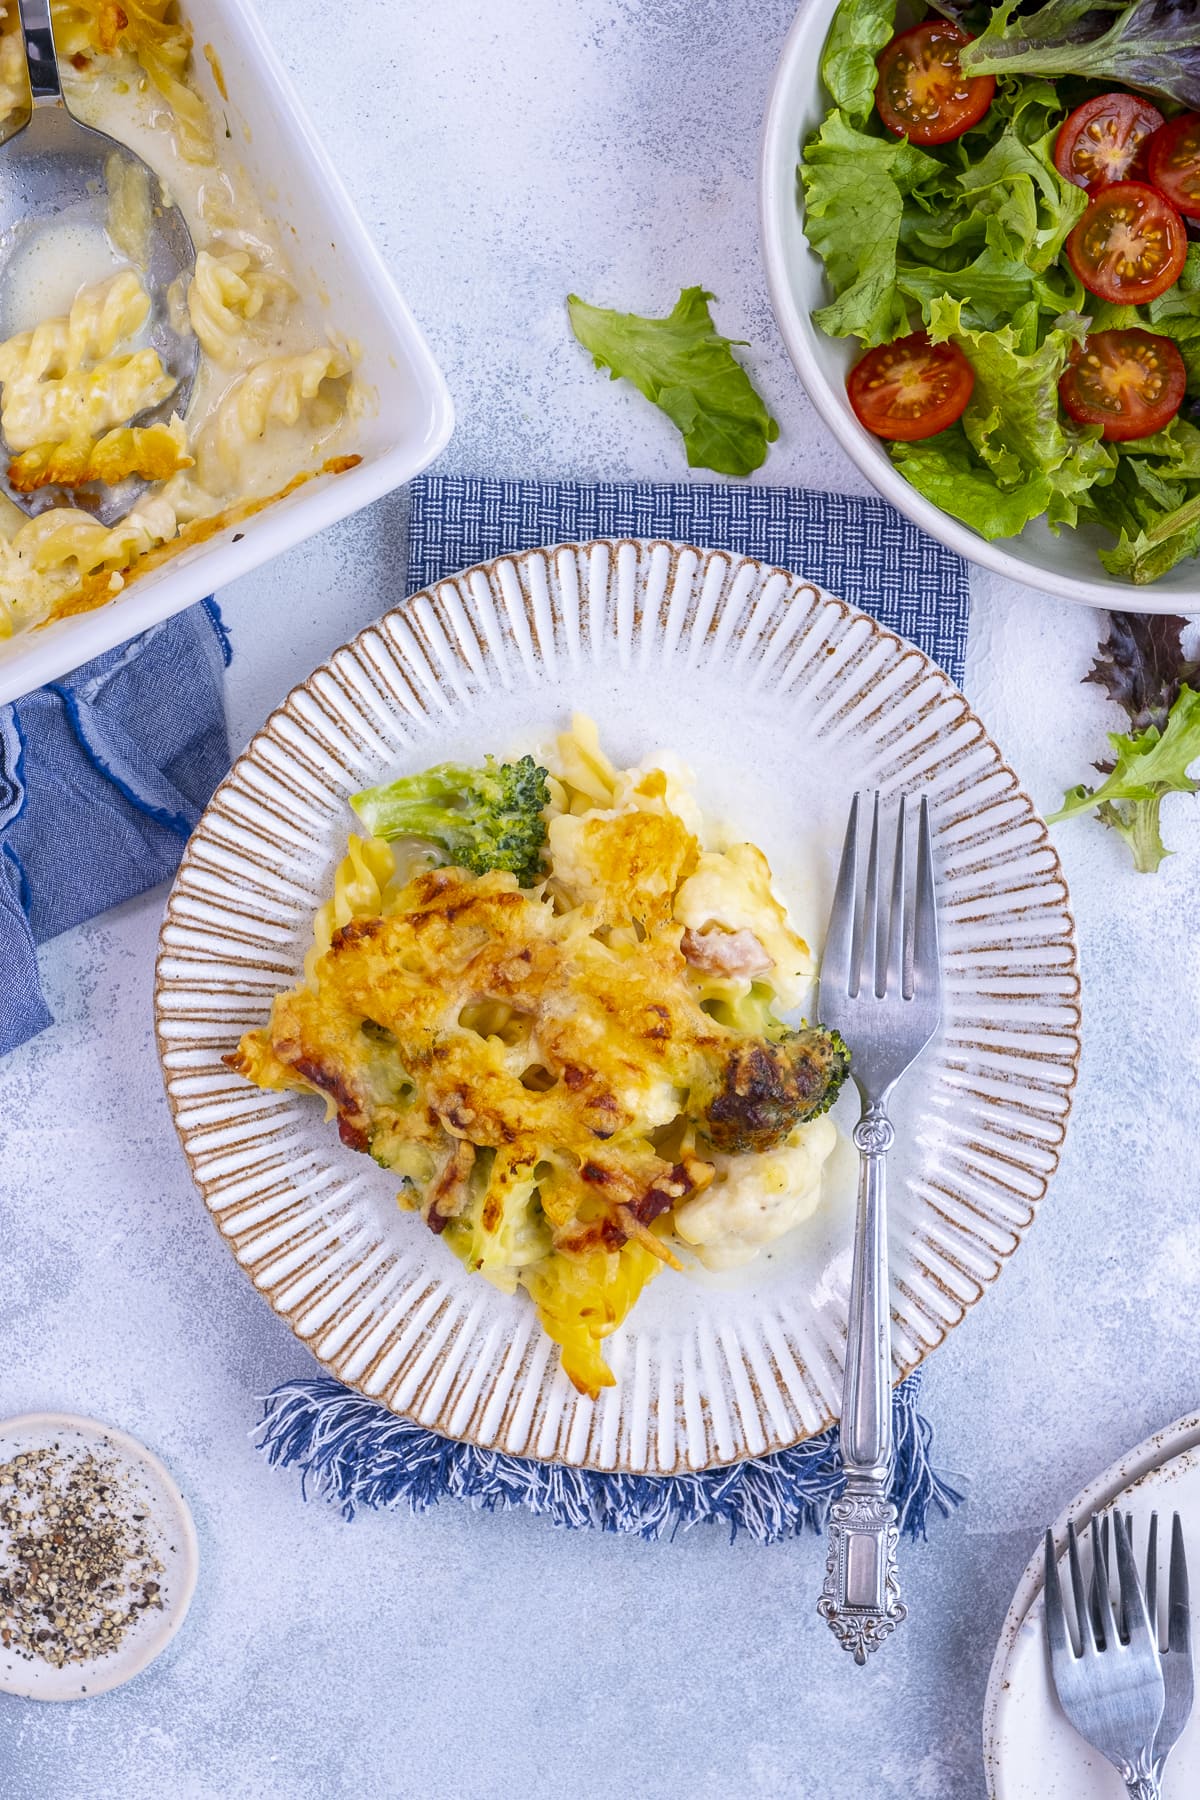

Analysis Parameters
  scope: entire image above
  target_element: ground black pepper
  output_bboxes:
[0,1445,164,1668]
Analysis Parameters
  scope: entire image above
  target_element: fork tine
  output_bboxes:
[851,792,881,999]
[1146,1512,1159,1645]
[883,795,908,999]
[1045,1529,1073,1660]
[1168,1512,1190,1657]
[1088,1516,1108,1648]
[822,793,860,998]
[1068,1521,1093,1653]
[1092,1516,1118,1651]
[1114,1512,1157,1654]
[912,795,938,998]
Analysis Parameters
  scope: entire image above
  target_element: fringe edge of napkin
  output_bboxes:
[253,1373,964,1544]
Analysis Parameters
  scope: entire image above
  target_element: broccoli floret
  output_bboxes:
[702,1025,850,1155]
[351,755,550,886]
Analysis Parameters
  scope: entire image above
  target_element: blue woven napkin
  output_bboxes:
[0,602,231,1055]
[256,474,970,1539]
[407,476,971,685]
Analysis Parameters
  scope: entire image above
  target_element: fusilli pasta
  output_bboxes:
[198,347,350,486]
[0,270,149,386]
[2,347,176,453]
[8,416,192,491]
[187,249,295,365]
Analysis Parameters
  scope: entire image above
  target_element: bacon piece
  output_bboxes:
[681,925,773,979]
[425,1139,476,1233]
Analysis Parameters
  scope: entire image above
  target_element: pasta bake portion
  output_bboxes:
[227,720,849,1398]
[0,2,359,638]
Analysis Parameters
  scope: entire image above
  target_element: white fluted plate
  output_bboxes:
[984,1413,1200,1798]
[155,540,1080,1474]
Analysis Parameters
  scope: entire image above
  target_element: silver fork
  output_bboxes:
[1093,1512,1193,1783]
[1045,1515,1165,1797]
[816,792,941,1662]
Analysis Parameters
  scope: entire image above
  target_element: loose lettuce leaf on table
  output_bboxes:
[959,0,1200,110]
[566,287,779,478]
[1049,614,1200,873]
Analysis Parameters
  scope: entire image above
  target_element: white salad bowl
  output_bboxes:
[0,0,453,705]
[760,0,1200,614]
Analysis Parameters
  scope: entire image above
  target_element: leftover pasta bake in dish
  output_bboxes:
[227,719,850,1397]
[0,2,360,636]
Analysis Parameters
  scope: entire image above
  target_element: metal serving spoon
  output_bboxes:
[0,0,197,524]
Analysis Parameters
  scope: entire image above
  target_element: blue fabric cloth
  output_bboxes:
[0,602,231,1055]
[256,1371,963,1542]
[407,476,971,685]
[255,475,971,1535]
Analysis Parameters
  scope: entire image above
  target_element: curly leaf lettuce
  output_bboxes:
[1050,688,1200,871]
[925,295,1114,523]
[959,0,1200,109]
[802,82,1084,345]
[566,287,779,478]
[1049,613,1200,872]
[819,0,898,121]
[800,112,944,345]
[891,426,1059,538]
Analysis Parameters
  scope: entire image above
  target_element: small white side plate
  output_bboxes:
[984,1412,1200,1798]
[0,1412,198,1702]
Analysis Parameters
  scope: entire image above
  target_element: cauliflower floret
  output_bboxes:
[674,1114,837,1269]
[674,842,814,1011]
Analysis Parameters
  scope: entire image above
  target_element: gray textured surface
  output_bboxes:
[2,2,1200,1796]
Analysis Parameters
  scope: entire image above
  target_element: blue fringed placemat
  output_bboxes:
[255,474,971,1540]
[256,1373,961,1542]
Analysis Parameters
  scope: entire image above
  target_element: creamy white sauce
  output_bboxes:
[0,210,128,339]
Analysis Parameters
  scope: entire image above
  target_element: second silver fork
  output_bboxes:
[816,791,941,1662]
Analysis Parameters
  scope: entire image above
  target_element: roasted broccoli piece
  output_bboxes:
[351,755,550,886]
[702,1025,850,1155]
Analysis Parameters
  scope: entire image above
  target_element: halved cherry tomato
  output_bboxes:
[875,21,995,147]
[1058,329,1186,441]
[1065,182,1186,304]
[847,331,974,442]
[1054,93,1164,193]
[1147,112,1200,220]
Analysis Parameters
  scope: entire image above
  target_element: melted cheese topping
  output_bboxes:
[228,720,840,1396]
[674,842,815,1011]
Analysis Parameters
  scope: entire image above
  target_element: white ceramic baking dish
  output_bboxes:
[0,0,453,704]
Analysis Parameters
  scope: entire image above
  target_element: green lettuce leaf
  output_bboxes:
[959,0,1200,110]
[801,110,943,345]
[926,294,1113,523]
[1091,420,1200,584]
[566,287,778,477]
[891,426,1057,538]
[1049,684,1200,872]
[819,0,898,121]
[1100,491,1200,586]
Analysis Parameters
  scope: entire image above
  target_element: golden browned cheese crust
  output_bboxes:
[229,865,738,1253]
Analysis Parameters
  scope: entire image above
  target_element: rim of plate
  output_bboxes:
[0,1411,199,1701]
[154,538,1082,1475]
[982,1409,1200,1797]
[758,0,1200,615]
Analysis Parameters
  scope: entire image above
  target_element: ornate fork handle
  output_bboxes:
[818,1101,907,1662]
[1119,1749,1161,1799]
